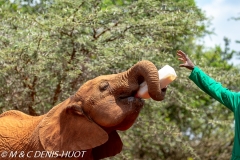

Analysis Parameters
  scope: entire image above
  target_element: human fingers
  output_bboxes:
[179,63,187,67]
[178,57,186,62]
[177,52,186,60]
[177,50,186,55]
[177,50,188,59]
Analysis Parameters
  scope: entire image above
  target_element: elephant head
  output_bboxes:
[38,60,165,159]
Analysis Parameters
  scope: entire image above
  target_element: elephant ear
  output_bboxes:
[92,131,123,159]
[39,99,108,151]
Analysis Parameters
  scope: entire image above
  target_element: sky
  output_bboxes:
[195,0,240,65]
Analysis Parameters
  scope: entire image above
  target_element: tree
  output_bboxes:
[0,0,238,159]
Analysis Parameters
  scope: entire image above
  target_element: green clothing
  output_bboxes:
[189,66,240,160]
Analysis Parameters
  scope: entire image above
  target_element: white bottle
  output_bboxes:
[136,65,177,99]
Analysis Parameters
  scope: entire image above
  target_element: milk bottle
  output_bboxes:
[136,65,177,99]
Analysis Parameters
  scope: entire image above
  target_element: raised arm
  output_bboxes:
[177,50,240,112]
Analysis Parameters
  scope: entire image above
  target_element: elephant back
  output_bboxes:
[0,110,35,119]
[0,110,44,152]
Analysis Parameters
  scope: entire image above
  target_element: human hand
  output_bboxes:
[177,50,195,70]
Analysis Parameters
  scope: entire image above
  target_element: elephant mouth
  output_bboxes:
[118,90,137,99]
[118,90,145,106]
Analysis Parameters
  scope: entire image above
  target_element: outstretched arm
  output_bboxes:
[177,50,239,112]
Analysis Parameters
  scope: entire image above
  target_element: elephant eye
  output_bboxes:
[99,81,109,91]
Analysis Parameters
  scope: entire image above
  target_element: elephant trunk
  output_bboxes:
[125,60,163,101]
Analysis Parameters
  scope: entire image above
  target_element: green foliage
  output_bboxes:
[0,0,239,159]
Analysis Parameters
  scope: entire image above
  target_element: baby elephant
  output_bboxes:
[0,60,166,160]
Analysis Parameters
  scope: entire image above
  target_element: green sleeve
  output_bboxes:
[189,66,240,112]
